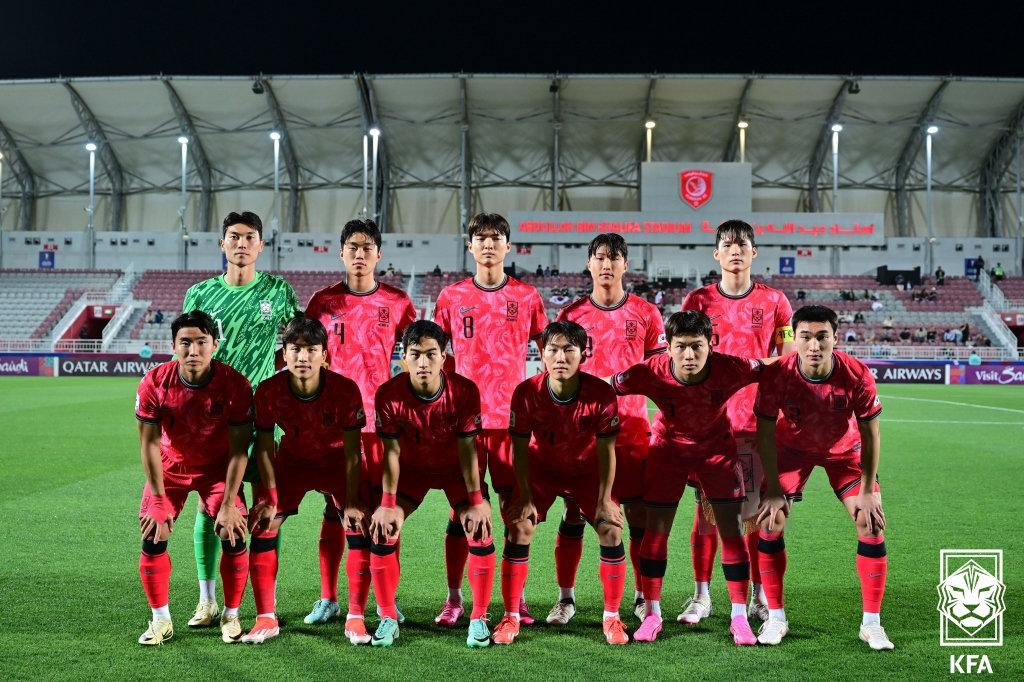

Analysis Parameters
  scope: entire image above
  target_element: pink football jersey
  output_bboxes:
[434,276,547,429]
[612,353,763,446]
[254,369,365,464]
[509,371,620,471]
[754,351,882,456]
[136,359,253,472]
[682,282,793,433]
[374,370,482,472]
[556,294,665,444]
[305,281,417,434]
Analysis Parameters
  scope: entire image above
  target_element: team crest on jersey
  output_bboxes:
[509,411,516,428]
[375,410,383,428]
[625,320,638,339]
[444,411,459,429]
[323,412,336,426]
[474,414,482,425]
[506,301,519,321]
[208,400,225,419]
[831,392,849,411]
[259,300,273,321]
[378,307,390,326]
[679,170,713,209]
[356,408,365,421]
[751,307,763,329]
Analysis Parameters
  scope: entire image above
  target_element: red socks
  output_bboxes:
[746,529,761,594]
[318,516,344,601]
[345,531,371,616]
[219,538,249,610]
[639,531,669,602]
[857,535,887,612]
[501,541,530,613]
[140,546,171,608]
[467,539,496,619]
[554,521,585,588]
[628,526,644,592]
[691,508,718,583]
[444,512,469,590]
[599,543,627,613]
[249,531,279,614]
[757,530,787,609]
[370,539,400,619]
[719,535,751,605]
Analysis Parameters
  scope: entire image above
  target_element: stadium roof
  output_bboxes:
[1,73,1023,238]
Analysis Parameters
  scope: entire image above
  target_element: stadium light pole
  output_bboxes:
[362,134,369,218]
[925,125,938,277]
[644,120,656,163]
[0,151,4,268]
[1017,131,1022,276]
[86,142,97,269]
[831,123,843,212]
[370,127,381,223]
[270,131,281,270]
[178,136,189,269]
[737,120,748,164]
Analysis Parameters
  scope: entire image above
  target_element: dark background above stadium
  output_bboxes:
[2,1,1021,80]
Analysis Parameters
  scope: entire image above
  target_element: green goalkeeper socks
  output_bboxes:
[194,512,220,581]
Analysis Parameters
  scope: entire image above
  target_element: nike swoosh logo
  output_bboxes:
[472,636,489,642]
[460,306,475,314]
[869,573,883,578]
[760,569,775,574]
[210,308,225,317]
[331,313,345,319]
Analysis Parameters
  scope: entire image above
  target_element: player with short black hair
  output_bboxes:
[495,320,628,645]
[135,311,254,645]
[679,219,793,626]
[432,212,547,627]
[368,320,495,648]
[553,233,666,624]
[613,310,769,646]
[302,217,417,627]
[753,305,893,650]
[181,211,300,633]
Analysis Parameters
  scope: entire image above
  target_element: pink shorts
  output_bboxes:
[139,462,247,520]
[479,429,514,494]
[612,437,648,504]
[644,435,745,508]
[771,445,881,502]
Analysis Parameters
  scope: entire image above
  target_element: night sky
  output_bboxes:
[1,1,1019,80]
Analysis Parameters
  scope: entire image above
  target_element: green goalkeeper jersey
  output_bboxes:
[183,272,300,388]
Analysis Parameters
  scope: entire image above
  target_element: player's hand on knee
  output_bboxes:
[370,507,399,544]
[247,502,275,533]
[463,504,493,542]
[852,491,885,535]
[344,503,368,534]
[756,493,788,532]
[215,505,247,544]
[594,501,624,530]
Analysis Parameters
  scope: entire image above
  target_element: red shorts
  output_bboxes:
[479,429,514,494]
[771,445,881,502]
[274,456,352,517]
[361,432,384,485]
[397,467,486,510]
[612,437,648,504]
[644,435,745,508]
[139,461,247,520]
[508,464,609,524]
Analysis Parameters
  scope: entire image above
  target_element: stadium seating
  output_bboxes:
[0,270,121,340]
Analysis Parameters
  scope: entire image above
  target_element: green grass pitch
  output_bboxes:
[0,378,1022,680]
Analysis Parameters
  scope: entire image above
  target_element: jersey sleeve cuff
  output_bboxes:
[343,423,365,432]
[457,428,482,439]
[135,414,160,425]
[376,430,399,440]
[644,348,668,358]
[255,424,275,433]
[856,408,882,423]
[596,428,620,439]
[754,411,778,421]
[508,428,532,438]
[229,418,254,427]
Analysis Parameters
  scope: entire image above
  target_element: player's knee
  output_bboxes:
[221,537,246,555]
[445,517,466,538]
[623,503,645,527]
[557,519,586,538]
[507,519,534,544]
[711,503,744,537]
[468,538,495,554]
[561,504,584,524]
[595,521,621,545]
[645,507,675,534]
[142,539,168,556]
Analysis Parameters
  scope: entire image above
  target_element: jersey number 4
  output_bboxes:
[333,323,345,344]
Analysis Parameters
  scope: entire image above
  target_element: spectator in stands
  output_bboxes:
[943,328,958,344]
[853,311,865,323]
[935,266,945,285]
[991,263,1005,281]
[535,264,544,276]
[926,327,937,343]
[838,310,853,324]
[844,328,857,343]
[79,326,89,340]
[862,289,872,300]
[863,328,877,344]
[385,263,396,276]
[960,321,971,343]
[870,341,884,358]
[882,315,895,329]
[911,290,923,303]
[974,254,985,281]
[871,299,885,312]
[549,289,570,306]
[898,328,912,344]
[154,310,164,324]
[763,266,772,281]
[544,265,551,277]
[879,329,894,343]
[551,265,560,277]
[701,269,718,286]
[796,289,806,301]
[975,333,991,347]
[880,340,894,357]
[926,287,938,302]
[433,264,442,276]
[894,274,904,290]
[654,288,665,306]
[139,342,153,359]
[913,327,926,343]
[968,350,982,366]
[146,310,156,323]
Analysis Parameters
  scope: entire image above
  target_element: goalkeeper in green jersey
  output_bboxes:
[181,210,300,629]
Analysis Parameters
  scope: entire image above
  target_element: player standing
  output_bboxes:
[432,212,547,626]
[613,311,766,645]
[303,219,417,626]
[368,321,495,648]
[495,320,628,645]
[241,318,368,644]
[135,311,253,645]
[754,305,893,650]
[679,219,793,625]
[552,234,665,623]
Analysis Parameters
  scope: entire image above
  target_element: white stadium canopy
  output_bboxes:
[0,73,1023,238]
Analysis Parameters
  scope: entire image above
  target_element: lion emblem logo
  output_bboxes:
[937,557,1006,638]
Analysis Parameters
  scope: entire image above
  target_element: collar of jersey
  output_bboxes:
[670,357,710,386]
[290,371,324,402]
[798,353,837,383]
[218,271,263,291]
[343,281,380,296]
[178,362,215,389]
[588,293,628,311]
[409,372,445,403]
[472,274,508,292]
[715,280,754,299]
[546,374,580,404]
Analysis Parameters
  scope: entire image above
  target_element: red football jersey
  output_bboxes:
[509,371,620,471]
[754,351,882,456]
[135,359,253,472]
[254,369,365,464]
[556,294,666,444]
[612,353,763,446]
[434,276,547,429]
[374,370,482,472]
[305,281,417,434]
[682,282,793,434]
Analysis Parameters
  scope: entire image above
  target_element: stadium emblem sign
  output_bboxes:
[937,549,1005,646]
[679,170,712,209]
